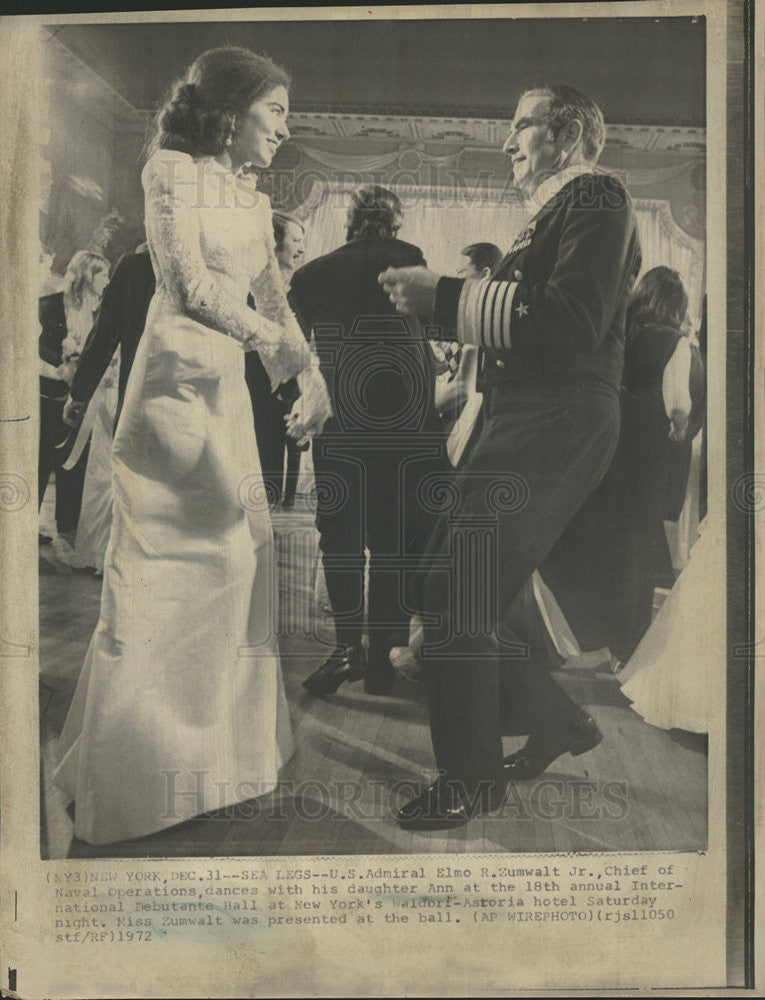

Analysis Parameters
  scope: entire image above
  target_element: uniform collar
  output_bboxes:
[525,164,594,216]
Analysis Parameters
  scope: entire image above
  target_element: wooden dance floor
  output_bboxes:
[39,501,707,860]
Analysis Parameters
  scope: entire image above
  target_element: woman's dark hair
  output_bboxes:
[345,185,403,242]
[152,47,290,157]
[626,266,689,334]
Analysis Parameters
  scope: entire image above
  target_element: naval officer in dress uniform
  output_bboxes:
[380,84,642,830]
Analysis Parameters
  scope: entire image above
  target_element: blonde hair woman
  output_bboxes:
[38,249,110,540]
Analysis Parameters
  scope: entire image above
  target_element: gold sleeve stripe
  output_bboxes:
[458,279,518,349]
[480,280,502,349]
[493,281,517,349]
[457,278,480,346]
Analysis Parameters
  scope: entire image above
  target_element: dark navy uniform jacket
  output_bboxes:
[433,172,642,393]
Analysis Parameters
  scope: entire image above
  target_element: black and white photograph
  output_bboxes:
[0,2,756,996]
[33,11,713,860]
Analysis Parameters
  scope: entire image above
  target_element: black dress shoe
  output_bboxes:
[396,779,505,831]
[302,645,366,697]
[396,781,471,830]
[503,715,603,781]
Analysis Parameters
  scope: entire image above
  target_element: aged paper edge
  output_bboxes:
[0,2,754,996]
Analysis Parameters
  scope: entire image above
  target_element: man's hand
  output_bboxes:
[378,266,440,319]
[62,397,86,428]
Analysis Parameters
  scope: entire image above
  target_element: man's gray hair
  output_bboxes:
[524,84,606,163]
[346,184,403,242]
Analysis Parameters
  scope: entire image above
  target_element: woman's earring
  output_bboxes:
[226,114,236,146]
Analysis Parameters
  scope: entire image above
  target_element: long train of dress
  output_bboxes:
[618,519,720,734]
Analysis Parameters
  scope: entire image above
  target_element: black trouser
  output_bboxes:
[39,394,65,509]
[606,513,673,663]
[417,380,620,799]
[39,393,89,534]
[313,425,446,676]
[250,387,288,505]
[248,360,303,505]
[542,470,675,664]
[283,437,302,504]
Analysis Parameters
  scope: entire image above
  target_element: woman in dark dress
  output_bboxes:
[543,266,705,667]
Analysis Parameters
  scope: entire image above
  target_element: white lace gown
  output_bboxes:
[72,363,119,574]
[55,150,307,845]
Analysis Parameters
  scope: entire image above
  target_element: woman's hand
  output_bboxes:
[242,313,314,394]
[241,313,283,353]
[669,408,689,442]
[434,372,468,416]
[62,396,86,428]
[285,367,332,447]
[56,358,79,387]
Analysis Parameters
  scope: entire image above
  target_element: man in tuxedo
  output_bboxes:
[380,85,642,829]
[64,248,155,430]
[245,212,306,507]
[290,185,447,696]
[38,289,82,538]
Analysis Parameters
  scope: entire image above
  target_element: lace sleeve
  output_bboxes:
[248,201,312,384]
[143,151,309,386]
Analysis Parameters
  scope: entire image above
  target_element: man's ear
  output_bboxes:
[480,266,492,281]
[562,118,584,154]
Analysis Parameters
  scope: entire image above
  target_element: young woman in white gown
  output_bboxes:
[618,519,717,734]
[71,351,119,575]
[54,48,331,845]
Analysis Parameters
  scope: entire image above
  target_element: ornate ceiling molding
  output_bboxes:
[286,112,705,155]
[43,30,705,157]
